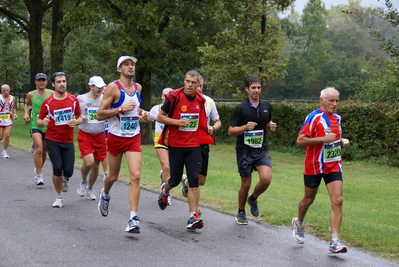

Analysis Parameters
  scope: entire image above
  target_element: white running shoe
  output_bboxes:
[125,216,140,233]
[29,142,35,153]
[1,151,9,158]
[292,217,305,244]
[86,189,96,200]
[52,198,64,208]
[35,174,44,186]
[77,182,87,197]
[329,239,347,253]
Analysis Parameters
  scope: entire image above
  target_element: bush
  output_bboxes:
[214,101,399,166]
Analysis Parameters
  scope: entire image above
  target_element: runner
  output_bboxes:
[149,87,173,205]
[0,84,18,159]
[76,76,107,201]
[24,73,54,185]
[292,87,349,253]
[181,74,221,197]
[37,72,83,208]
[228,76,277,225]
[156,70,215,230]
[96,56,150,234]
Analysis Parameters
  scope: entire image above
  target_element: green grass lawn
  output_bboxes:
[6,110,399,264]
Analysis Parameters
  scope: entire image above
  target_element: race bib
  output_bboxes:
[120,115,139,133]
[0,112,11,120]
[244,130,264,148]
[87,107,100,124]
[179,113,199,132]
[324,140,341,163]
[54,107,73,125]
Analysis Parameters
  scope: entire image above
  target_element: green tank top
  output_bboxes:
[31,89,51,131]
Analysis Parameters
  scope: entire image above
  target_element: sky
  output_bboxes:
[291,0,391,13]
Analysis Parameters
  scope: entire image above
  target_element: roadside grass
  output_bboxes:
[7,110,399,264]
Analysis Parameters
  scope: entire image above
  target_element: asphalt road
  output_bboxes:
[0,146,397,267]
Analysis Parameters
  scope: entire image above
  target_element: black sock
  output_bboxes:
[249,195,257,202]
[238,209,245,213]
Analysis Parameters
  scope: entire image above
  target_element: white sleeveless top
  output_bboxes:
[108,81,141,137]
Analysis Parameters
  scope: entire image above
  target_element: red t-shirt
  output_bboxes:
[38,94,81,143]
[299,108,342,175]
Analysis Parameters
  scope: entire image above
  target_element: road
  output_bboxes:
[0,146,397,267]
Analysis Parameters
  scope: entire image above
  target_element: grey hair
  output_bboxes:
[320,87,339,99]
[185,70,201,82]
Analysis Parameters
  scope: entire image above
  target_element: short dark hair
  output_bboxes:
[52,71,66,82]
[245,76,261,88]
[185,70,201,82]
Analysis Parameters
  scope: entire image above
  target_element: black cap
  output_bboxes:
[35,73,47,80]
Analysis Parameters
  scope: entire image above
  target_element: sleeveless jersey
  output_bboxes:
[0,94,15,126]
[108,81,141,138]
[77,93,105,134]
[149,103,164,134]
[299,108,342,175]
[31,89,51,131]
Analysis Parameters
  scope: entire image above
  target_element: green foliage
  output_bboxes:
[343,0,399,103]
[198,1,288,97]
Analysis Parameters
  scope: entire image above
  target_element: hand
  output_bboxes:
[23,114,30,123]
[13,113,18,120]
[178,118,190,127]
[246,121,258,131]
[122,101,137,112]
[324,133,337,143]
[268,121,277,131]
[140,111,150,122]
[42,116,50,127]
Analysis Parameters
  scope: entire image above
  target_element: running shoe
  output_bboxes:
[98,188,110,217]
[62,176,69,192]
[29,141,35,153]
[235,211,248,225]
[247,196,259,217]
[158,190,168,210]
[52,197,64,208]
[77,182,87,197]
[181,177,188,198]
[186,210,203,230]
[160,183,172,206]
[329,239,347,253]
[86,189,96,200]
[292,217,305,244]
[125,216,140,234]
[1,151,9,158]
[35,174,44,186]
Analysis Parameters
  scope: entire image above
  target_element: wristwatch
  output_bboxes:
[118,107,124,114]
[212,126,217,132]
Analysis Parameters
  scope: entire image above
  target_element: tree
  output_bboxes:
[344,0,399,102]
[283,0,330,98]
[0,0,51,88]
[102,0,221,143]
[198,0,292,99]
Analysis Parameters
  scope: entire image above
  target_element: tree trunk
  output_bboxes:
[28,4,45,90]
[51,0,66,73]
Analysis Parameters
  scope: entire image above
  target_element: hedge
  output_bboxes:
[213,101,399,166]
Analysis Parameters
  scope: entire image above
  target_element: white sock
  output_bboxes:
[332,233,339,240]
[130,211,138,219]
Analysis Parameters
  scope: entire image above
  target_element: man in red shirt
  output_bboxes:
[156,70,214,230]
[37,72,83,208]
[292,87,350,253]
